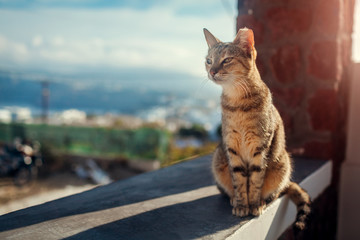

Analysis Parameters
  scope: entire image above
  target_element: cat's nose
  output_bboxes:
[210,69,217,77]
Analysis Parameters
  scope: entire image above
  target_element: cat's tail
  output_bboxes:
[285,181,311,232]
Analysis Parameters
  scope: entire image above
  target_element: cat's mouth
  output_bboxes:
[209,74,223,84]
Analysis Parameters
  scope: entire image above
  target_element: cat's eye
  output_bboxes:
[206,58,212,64]
[223,57,233,64]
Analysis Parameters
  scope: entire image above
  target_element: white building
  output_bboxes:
[0,107,32,123]
[0,109,11,123]
[56,109,87,125]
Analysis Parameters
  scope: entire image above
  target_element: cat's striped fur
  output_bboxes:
[203,28,311,231]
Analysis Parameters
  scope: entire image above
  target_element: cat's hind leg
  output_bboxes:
[212,145,234,200]
[261,152,292,202]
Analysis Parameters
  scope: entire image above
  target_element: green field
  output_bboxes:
[0,123,170,161]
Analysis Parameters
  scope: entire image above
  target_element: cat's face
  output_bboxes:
[204,28,256,87]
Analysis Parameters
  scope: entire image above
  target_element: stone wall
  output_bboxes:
[236,0,356,238]
[237,0,355,182]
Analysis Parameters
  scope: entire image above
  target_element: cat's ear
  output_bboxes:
[203,28,220,48]
[233,27,255,54]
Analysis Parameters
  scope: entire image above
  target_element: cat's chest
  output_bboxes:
[222,111,257,134]
[222,111,263,156]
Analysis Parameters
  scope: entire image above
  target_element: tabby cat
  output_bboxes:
[203,27,311,231]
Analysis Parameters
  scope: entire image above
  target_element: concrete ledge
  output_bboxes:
[0,156,331,240]
[228,159,332,240]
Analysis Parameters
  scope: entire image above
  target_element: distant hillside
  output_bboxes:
[0,75,167,114]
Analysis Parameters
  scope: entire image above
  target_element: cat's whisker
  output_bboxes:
[193,76,211,98]
[237,81,248,98]
[200,78,210,89]
[234,81,250,98]
[238,83,248,98]
[233,81,244,94]
[242,81,252,98]
[238,80,251,98]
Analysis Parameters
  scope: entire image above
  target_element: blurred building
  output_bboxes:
[51,109,86,125]
[0,107,32,123]
[0,109,11,123]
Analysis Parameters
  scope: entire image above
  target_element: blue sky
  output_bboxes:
[0,0,359,87]
[0,0,229,14]
[0,0,157,9]
[0,0,237,87]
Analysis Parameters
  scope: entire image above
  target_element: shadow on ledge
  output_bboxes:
[64,195,241,240]
[0,156,215,233]
[0,155,327,239]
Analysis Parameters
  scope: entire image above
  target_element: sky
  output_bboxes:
[0,0,359,88]
[0,0,237,88]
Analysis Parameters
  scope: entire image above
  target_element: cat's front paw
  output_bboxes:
[249,204,264,216]
[232,206,250,217]
[230,197,236,207]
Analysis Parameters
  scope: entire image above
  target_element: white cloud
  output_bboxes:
[51,36,64,47]
[32,35,43,47]
[0,35,7,52]
[12,42,29,61]
[0,35,29,63]
[0,4,236,76]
